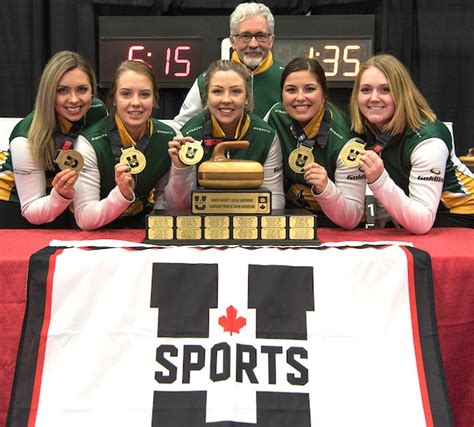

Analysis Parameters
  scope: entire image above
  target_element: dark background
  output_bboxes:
[1,0,472,155]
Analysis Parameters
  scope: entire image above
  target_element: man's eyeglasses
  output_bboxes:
[232,32,272,43]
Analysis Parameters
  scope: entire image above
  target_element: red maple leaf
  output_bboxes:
[218,305,246,335]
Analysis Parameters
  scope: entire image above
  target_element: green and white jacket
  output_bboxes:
[74,116,176,230]
[266,102,366,229]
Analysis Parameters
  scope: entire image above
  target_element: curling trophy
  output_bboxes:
[146,140,318,245]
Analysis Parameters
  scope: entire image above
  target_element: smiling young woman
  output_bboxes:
[0,50,107,228]
[351,53,474,233]
[265,57,366,229]
[166,59,285,210]
[73,60,181,230]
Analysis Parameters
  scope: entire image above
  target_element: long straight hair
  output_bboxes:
[29,51,97,170]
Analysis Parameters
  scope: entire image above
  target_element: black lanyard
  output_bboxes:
[289,109,331,151]
[52,118,85,171]
[201,112,223,152]
[367,131,391,154]
[200,111,249,156]
[108,116,152,163]
[53,118,84,152]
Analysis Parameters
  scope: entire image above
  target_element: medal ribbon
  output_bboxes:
[53,116,85,169]
[201,112,223,149]
[56,116,84,149]
[201,111,251,155]
[370,132,391,154]
[364,125,392,154]
[290,105,331,152]
[109,114,153,163]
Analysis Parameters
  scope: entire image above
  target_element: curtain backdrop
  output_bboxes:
[1,0,473,155]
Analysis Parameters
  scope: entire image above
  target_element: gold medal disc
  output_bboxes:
[120,147,146,174]
[288,146,315,174]
[340,138,366,168]
[179,141,204,166]
[56,149,84,173]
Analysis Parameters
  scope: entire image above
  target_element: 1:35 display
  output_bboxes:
[272,38,373,83]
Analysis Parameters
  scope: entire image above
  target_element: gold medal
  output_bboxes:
[288,146,314,174]
[120,147,146,174]
[178,140,204,166]
[340,138,366,168]
[55,149,84,173]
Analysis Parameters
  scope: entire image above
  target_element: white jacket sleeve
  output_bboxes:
[172,79,203,129]
[10,136,72,225]
[312,146,366,229]
[261,134,285,209]
[163,165,196,210]
[74,135,134,230]
[368,138,448,234]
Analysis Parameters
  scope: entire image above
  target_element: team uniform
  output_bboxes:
[173,52,285,128]
[266,102,366,229]
[0,98,107,228]
[74,115,178,230]
[167,111,285,210]
[365,119,474,233]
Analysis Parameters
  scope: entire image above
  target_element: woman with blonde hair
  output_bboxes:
[167,59,284,210]
[0,50,107,228]
[351,53,474,233]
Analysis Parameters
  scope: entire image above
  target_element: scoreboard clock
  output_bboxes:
[99,38,203,87]
[99,15,374,88]
[272,38,373,83]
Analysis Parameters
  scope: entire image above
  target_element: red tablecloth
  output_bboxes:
[1,228,473,426]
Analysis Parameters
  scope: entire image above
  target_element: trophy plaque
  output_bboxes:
[145,209,319,246]
[192,188,271,214]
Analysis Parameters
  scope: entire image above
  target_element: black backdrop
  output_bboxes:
[1,0,473,155]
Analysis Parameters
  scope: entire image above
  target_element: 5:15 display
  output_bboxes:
[99,39,202,88]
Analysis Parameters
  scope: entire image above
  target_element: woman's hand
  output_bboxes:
[303,162,329,195]
[360,150,384,184]
[168,136,195,168]
[52,168,77,199]
[114,163,135,200]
